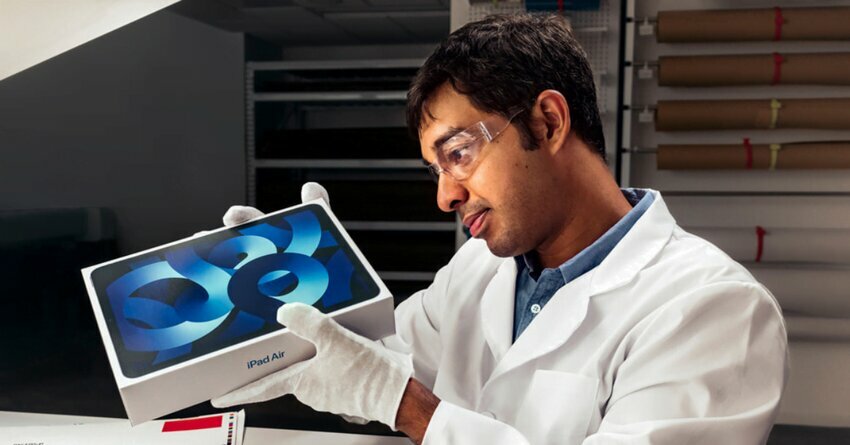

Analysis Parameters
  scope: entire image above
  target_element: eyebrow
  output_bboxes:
[431,126,465,153]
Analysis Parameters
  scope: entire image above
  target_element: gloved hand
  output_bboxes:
[222,182,330,227]
[211,303,413,430]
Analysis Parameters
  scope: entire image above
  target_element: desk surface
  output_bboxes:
[0,411,410,445]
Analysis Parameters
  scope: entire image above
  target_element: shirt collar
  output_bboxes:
[515,188,654,283]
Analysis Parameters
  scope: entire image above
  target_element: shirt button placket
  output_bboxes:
[530,303,542,315]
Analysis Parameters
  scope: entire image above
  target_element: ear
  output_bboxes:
[530,90,571,154]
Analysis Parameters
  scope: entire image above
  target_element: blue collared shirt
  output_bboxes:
[513,188,655,341]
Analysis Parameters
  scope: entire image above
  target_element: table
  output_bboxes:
[0,411,410,445]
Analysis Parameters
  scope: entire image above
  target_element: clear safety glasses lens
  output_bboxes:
[430,109,524,182]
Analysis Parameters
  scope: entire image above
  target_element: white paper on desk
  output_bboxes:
[0,410,245,445]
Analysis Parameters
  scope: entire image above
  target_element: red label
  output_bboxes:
[162,415,223,432]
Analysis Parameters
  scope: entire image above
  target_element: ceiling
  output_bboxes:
[169,0,450,46]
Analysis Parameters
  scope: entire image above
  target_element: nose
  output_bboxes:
[436,173,468,213]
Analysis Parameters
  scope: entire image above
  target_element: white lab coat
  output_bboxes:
[389,190,788,445]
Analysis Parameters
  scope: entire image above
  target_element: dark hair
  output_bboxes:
[406,13,605,159]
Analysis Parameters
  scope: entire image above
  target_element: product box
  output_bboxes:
[81,200,395,424]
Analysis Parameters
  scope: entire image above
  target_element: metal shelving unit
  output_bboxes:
[253,91,409,102]
[253,159,424,169]
[245,59,457,302]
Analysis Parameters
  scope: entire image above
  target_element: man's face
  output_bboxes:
[419,83,557,258]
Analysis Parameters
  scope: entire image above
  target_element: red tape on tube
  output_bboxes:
[774,7,784,41]
[743,137,754,169]
[755,226,767,262]
[771,53,784,85]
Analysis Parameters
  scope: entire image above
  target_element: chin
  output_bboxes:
[484,237,524,258]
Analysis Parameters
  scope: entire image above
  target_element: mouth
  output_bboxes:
[462,209,491,238]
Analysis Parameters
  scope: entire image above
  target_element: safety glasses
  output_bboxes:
[426,109,524,182]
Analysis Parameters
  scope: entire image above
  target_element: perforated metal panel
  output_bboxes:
[468,0,524,20]
[570,0,614,110]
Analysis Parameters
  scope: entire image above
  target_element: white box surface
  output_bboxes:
[0,411,246,445]
[81,200,395,424]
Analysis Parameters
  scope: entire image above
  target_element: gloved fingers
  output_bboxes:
[340,414,371,425]
[276,303,334,344]
[210,360,310,408]
[301,182,330,205]
[222,205,265,228]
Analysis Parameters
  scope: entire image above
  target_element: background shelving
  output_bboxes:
[246,59,454,305]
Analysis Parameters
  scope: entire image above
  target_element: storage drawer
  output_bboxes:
[348,229,455,272]
[254,68,418,93]
[256,127,419,160]
[256,168,450,222]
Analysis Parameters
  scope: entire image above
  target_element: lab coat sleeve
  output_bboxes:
[583,280,789,445]
[381,256,455,389]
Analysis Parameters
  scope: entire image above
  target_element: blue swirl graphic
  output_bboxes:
[283,211,322,255]
[103,208,358,366]
[229,252,329,321]
[106,261,230,351]
[207,235,277,270]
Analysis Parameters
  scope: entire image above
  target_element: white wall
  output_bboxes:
[0,9,245,254]
[0,0,179,81]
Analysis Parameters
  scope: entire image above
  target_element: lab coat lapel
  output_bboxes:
[484,190,676,383]
[479,258,517,364]
[587,190,676,296]
[488,274,593,383]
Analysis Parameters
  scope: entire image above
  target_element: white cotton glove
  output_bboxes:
[221,182,330,228]
[211,303,413,430]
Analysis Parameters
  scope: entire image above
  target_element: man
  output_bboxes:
[213,14,788,445]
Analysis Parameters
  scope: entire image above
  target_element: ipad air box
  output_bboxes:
[81,200,395,424]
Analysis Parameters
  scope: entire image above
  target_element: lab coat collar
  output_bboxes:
[587,189,674,296]
[481,189,675,383]
[480,259,518,364]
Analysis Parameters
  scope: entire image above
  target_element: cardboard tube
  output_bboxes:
[657,7,850,42]
[656,98,850,131]
[658,53,850,87]
[749,266,850,319]
[658,142,850,170]
[786,316,850,342]
[687,227,850,264]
